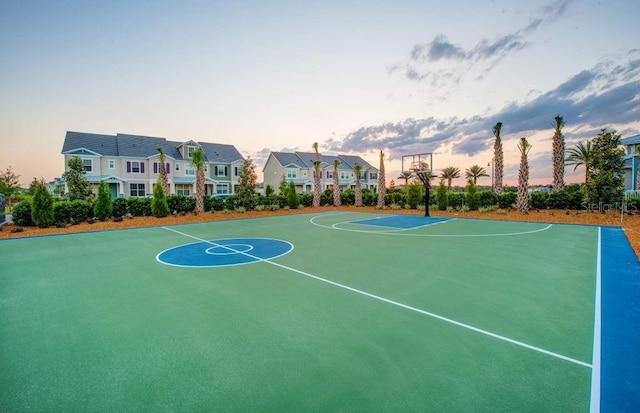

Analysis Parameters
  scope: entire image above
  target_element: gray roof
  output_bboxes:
[62,131,243,163]
[621,134,640,145]
[270,151,375,170]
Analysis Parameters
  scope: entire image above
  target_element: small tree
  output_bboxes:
[312,142,322,207]
[63,157,92,200]
[354,164,363,207]
[93,181,113,220]
[236,157,258,209]
[465,165,489,184]
[31,181,54,228]
[278,175,289,195]
[585,129,625,207]
[287,181,299,209]
[440,166,461,191]
[465,179,480,210]
[405,182,423,209]
[191,148,206,213]
[332,159,341,206]
[151,179,170,218]
[157,147,170,194]
[0,166,21,200]
[436,179,449,210]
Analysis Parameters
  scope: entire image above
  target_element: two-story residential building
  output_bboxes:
[262,151,378,194]
[622,133,640,191]
[61,131,245,198]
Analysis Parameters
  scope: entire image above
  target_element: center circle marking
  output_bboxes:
[156,238,293,268]
[205,244,254,255]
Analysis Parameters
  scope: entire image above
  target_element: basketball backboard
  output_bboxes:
[401,153,432,174]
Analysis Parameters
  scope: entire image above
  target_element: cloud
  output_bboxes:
[328,55,640,162]
[396,0,574,85]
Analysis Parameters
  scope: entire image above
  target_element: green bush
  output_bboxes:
[340,188,355,205]
[31,184,55,228]
[224,195,238,210]
[69,199,92,222]
[287,182,299,209]
[497,192,517,209]
[53,201,72,225]
[448,192,465,209]
[479,191,498,208]
[465,182,480,211]
[93,181,113,220]
[529,191,550,209]
[112,198,128,217]
[151,183,169,218]
[436,181,448,210]
[362,188,377,206]
[300,192,313,207]
[127,197,152,216]
[405,183,423,209]
[13,200,34,226]
[205,195,226,212]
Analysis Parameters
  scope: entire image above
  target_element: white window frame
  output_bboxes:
[287,168,297,179]
[131,161,141,173]
[216,184,229,195]
[108,160,115,169]
[82,158,93,172]
[130,183,145,197]
[175,184,191,196]
[185,165,196,176]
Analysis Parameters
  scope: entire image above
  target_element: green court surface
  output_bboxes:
[0,212,603,411]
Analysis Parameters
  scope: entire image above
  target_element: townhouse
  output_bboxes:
[621,134,640,191]
[263,151,378,194]
[61,132,244,198]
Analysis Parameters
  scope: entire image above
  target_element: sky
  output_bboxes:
[1,0,639,188]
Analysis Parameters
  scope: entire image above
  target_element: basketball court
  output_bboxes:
[1,210,638,411]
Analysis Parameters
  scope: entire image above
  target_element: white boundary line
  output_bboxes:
[309,213,553,237]
[162,226,592,369]
[589,227,602,412]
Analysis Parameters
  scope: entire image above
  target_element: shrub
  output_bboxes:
[479,191,498,208]
[436,181,448,210]
[127,197,152,216]
[465,181,480,211]
[497,192,517,209]
[112,198,128,217]
[205,195,226,212]
[31,183,55,228]
[287,182,299,209]
[13,201,34,227]
[151,182,169,218]
[529,191,550,209]
[53,201,72,225]
[69,199,92,222]
[93,181,113,220]
[300,193,313,207]
[405,183,423,209]
[340,188,355,206]
[362,189,377,206]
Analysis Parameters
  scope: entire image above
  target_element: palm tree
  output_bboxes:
[517,137,532,212]
[440,166,460,191]
[551,115,566,190]
[377,151,386,208]
[332,159,341,206]
[191,147,206,213]
[333,159,342,206]
[565,140,593,185]
[465,164,489,184]
[354,164,363,207]
[397,171,412,186]
[157,147,170,194]
[312,142,321,207]
[492,122,504,194]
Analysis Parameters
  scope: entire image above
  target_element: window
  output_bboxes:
[176,184,191,196]
[216,184,229,195]
[127,161,144,174]
[234,166,239,176]
[326,171,333,179]
[130,183,145,197]
[215,166,227,177]
[82,159,92,172]
[185,166,196,176]
[287,168,297,179]
[340,171,349,180]
[108,160,115,169]
[359,172,366,180]
[188,146,196,158]
[175,164,180,171]
[370,172,378,180]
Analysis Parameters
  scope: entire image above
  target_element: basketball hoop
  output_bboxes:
[401,152,434,217]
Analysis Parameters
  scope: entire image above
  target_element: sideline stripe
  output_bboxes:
[589,228,602,413]
[163,226,592,369]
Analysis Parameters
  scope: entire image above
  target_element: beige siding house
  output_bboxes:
[61,132,244,198]
[263,151,378,194]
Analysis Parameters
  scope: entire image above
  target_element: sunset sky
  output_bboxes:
[1,0,639,187]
